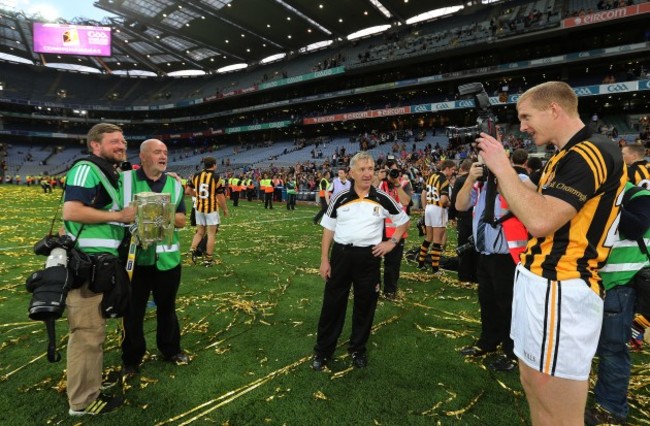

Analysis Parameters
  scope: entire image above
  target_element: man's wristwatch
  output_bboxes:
[389,237,399,245]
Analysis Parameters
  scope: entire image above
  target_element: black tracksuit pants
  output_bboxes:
[383,239,405,294]
[475,253,516,357]
[122,264,182,366]
[314,243,381,358]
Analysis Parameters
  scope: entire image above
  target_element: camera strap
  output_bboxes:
[45,190,67,236]
[45,318,61,363]
[483,174,498,225]
[637,238,650,263]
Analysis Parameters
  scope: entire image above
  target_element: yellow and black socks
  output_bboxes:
[430,243,442,272]
[417,240,431,266]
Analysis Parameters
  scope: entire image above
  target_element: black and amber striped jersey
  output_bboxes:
[521,127,626,295]
[191,170,225,213]
[423,172,450,207]
[627,160,650,189]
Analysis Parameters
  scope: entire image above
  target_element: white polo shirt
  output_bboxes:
[321,186,409,247]
[330,177,351,196]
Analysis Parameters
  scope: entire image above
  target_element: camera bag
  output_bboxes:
[89,253,131,318]
[88,253,131,318]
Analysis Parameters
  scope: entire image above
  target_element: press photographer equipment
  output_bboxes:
[446,82,499,148]
[456,235,476,256]
[448,82,500,225]
[26,234,76,362]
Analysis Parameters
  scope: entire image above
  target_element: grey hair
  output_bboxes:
[350,151,374,169]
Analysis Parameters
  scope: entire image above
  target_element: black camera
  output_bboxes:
[27,234,91,362]
[388,168,400,179]
[446,82,498,148]
[33,234,74,256]
[28,235,77,321]
[476,163,489,183]
[456,235,475,256]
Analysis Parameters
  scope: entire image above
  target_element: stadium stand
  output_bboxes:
[0,0,648,183]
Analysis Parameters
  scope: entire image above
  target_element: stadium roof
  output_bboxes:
[0,0,474,76]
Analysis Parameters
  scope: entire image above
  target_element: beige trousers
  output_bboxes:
[66,284,106,410]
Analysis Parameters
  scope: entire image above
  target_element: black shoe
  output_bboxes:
[164,352,189,364]
[122,364,139,376]
[383,292,396,300]
[350,352,368,369]
[417,263,427,270]
[460,345,494,357]
[310,354,328,371]
[100,365,138,390]
[584,405,626,426]
[69,393,123,416]
[489,355,518,372]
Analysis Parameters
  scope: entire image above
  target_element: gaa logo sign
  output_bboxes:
[433,102,451,111]
[606,83,629,93]
[413,105,430,113]
[456,100,474,108]
[87,31,108,39]
[574,87,594,96]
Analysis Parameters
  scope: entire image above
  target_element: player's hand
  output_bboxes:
[475,132,510,175]
[319,259,331,280]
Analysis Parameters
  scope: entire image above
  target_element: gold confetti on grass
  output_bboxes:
[18,377,53,392]
[415,323,471,340]
[444,390,484,418]
[155,354,312,426]
[330,366,353,380]
[418,385,483,420]
[494,378,524,396]
[420,389,457,416]
[156,316,400,425]
[312,390,327,400]
[140,376,160,389]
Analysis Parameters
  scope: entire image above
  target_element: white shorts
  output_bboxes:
[195,211,220,226]
[510,263,603,381]
[424,204,448,228]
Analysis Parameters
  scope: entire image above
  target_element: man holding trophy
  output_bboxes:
[119,139,189,375]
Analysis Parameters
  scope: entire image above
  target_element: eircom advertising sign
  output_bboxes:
[33,23,112,57]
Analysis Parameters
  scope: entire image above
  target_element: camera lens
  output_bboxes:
[389,169,400,179]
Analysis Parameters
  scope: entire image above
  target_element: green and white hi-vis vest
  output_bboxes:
[121,170,183,270]
[64,160,125,256]
[600,183,650,290]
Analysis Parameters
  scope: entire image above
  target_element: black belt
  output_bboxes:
[334,242,373,250]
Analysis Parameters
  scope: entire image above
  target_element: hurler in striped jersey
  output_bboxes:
[475,81,626,426]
